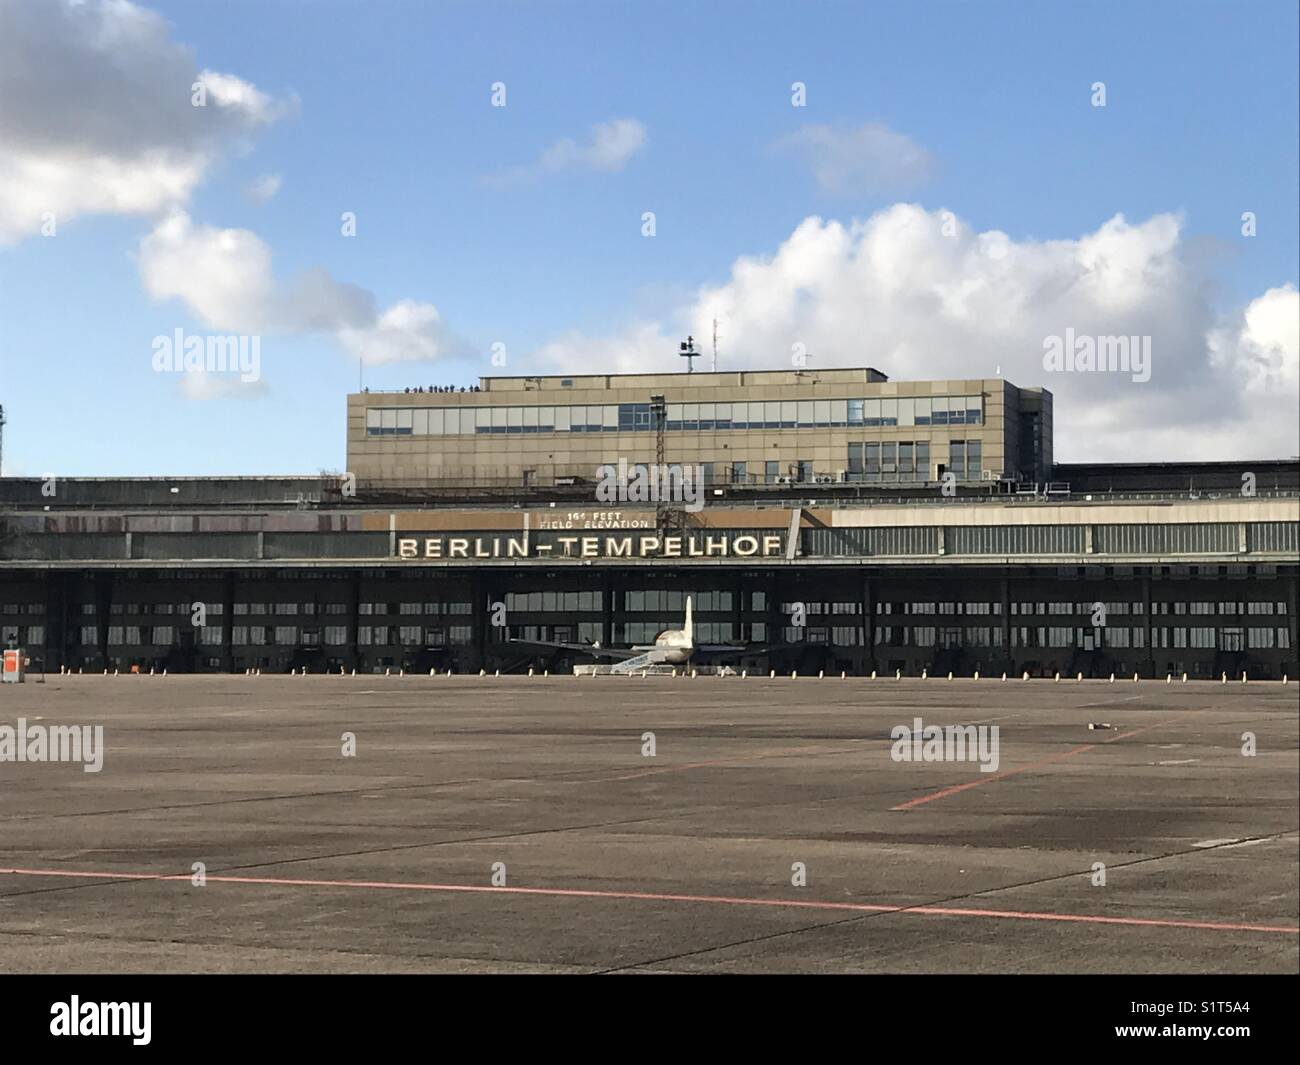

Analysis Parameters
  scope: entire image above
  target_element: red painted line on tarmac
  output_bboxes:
[890,720,1171,811]
[1,866,1294,936]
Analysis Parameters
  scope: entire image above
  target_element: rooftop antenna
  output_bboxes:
[679,336,698,374]
[0,404,6,477]
[711,319,719,372]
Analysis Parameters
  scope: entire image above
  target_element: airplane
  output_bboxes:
[505,596,765,673]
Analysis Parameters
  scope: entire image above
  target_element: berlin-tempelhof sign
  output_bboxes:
[396,532,785,560]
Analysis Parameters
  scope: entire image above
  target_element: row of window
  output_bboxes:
[844,440,985,482]
[503,591,605,612]
[868,626,1292,650]
[365,397,984,436]
[87,602,482,617]
[357,626,473,646]
[43,621,1300,652]
[360,602,473,616]
[2,625,44,645]
[38,598,1295,630]
[77,625,478,648]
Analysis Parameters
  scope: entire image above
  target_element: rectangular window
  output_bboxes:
[880,441,897,479]
[847,443,864,477]
[1248,627,1275,649]
[949,440,966,479]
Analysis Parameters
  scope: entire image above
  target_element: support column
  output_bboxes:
[1288,574,1299,674]
[1000,576,1012,671]
[346,570,361,672]
[220,571,235,673]
[861,574,875,673]
[1142,574,1154,678]
[602,573,615,648]
[43,570,66,674]
[94,572,113,670]
[766,575,782,667]
[733,573,745,643]
[470,572,487,672]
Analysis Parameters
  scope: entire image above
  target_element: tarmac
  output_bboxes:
[0,673,1296,973]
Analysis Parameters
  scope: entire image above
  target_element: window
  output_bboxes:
[949,440,966,479]
[881,441,896,479]
[865,442,880,481]
[765,461,779,484]
[1248,627,1275,649]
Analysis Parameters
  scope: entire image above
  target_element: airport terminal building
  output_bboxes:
[1,367,1296,679]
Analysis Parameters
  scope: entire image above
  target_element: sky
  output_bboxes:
[1,0,1297,477]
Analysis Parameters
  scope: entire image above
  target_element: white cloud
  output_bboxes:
[246,174,283,204]
[339,300,467,365]
[194,70,291,127]
[533,205,1299,462]
[139,213,466,365]
[486,118,646,186]
[777,122,934,194]
[178,372,270,401]
[0,0,295,243]
[2,1,459,379]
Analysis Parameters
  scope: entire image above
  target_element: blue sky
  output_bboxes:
[2,0,1297,475]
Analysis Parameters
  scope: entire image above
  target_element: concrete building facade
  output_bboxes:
[346,368,1054,490]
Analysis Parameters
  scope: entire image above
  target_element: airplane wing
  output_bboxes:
[692,644,768,656]
[504,637,639,660]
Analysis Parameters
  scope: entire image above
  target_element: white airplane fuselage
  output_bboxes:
[630,596,696,664]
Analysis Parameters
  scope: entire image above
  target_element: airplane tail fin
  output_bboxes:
[684,595,694,641]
